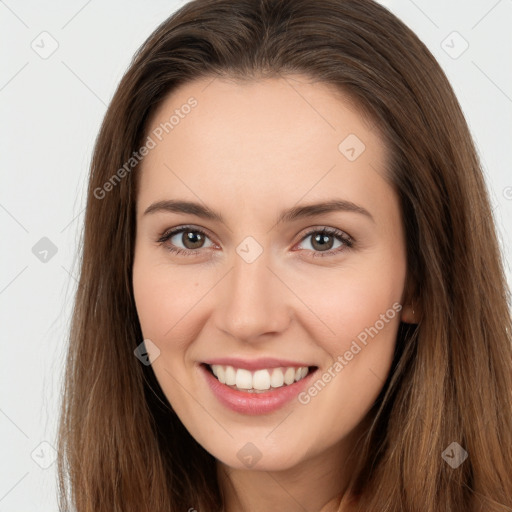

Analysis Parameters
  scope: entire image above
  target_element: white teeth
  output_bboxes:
[235,368,253,389]
[225,365,236,386]
[209,364,311,391]
[215,365,226,384]
[284,367,296,385]
[253,369,271,390]
[270,368,284,388]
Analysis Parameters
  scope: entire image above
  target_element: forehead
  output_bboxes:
[137,75,391,218]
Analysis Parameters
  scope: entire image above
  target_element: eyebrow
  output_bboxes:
[143,198,374,224]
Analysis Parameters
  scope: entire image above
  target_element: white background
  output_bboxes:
[1,0,511,509]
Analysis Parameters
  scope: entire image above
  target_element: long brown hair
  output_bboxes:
[57,0,512,510]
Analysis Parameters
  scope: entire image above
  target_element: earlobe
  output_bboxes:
[401,301,420,324]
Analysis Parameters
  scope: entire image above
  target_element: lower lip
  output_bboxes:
[200,364,317,415]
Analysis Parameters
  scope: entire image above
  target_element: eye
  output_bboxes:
[295,227,353,258]
[157,226,215,257]
[157,225,354,258]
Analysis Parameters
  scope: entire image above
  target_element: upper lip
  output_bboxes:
[202,357,316,371]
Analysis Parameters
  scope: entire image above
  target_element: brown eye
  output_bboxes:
[310,232,336,251]
[180,230,207,249]
[157,226,214,256]
[296,227,353,257]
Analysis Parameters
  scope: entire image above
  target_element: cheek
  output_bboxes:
[132,254,202,410]
[132,264,171,341]
[132,250,207,344]
[305,278,401,400]
[292,251,405,397]
[293,252,405,431]
[291,255,405,350]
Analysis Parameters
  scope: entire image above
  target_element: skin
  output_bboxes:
[132,75,415,512]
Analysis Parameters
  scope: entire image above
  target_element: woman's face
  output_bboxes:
[133,75,410,471]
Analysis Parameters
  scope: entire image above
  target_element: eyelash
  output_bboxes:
[156,225,354,259]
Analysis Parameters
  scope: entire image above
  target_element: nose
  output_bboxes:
[212,245,292,343]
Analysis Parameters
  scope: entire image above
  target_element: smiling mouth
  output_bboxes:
[203,363,317,393]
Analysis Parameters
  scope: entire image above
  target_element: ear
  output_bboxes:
[400,274,420,324]
[400,302,420,324]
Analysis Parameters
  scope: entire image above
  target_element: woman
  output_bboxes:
[57,0,512,510]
